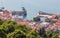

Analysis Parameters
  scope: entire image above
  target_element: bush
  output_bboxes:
[0,29,7,38]
[0,19,59,38]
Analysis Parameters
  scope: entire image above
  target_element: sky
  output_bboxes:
[0,0,60,13]
[0,0,60,19]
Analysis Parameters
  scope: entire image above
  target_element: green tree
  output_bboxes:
[0,19,59,38]
[7,29,26,38]
[0,20,15,34]
[39,27,47,38]
[46,30,59,38]
[27,30,41,38]
[0,19,4,25]
[0,28,7,38]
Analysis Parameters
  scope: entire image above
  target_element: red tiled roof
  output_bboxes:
[0,10,60,31]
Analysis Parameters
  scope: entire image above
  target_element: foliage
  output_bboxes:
[0,19,59,38]
[39,28,59,38]
[0,29,7,38]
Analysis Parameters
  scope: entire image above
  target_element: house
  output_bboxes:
[33,15,52,23]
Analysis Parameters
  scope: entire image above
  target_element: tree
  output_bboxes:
[39,27,47,38]
[0,19,59,38]
[0,28,7,38]
[0,20,15,34]
[46,30,59,38]
[7,29,26,38]
[0,19,4,25]
[27,30,41,38]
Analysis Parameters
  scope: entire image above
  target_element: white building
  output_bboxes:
[36,15,52,22]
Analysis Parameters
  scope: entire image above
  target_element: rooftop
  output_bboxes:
[0,9,60,31]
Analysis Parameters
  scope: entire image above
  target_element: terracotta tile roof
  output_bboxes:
[0,10,60,31]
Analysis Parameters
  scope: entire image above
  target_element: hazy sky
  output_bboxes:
[0,0,60,13]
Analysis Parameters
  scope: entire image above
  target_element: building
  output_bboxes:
[11,7,27,19]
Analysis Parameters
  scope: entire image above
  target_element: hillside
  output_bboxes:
[0,19,59,38]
